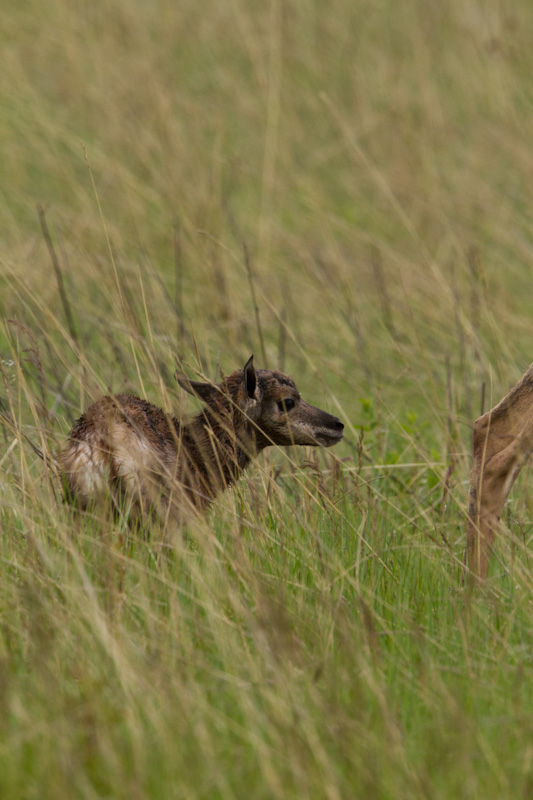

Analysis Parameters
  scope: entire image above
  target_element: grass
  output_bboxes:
[1,0,533,796]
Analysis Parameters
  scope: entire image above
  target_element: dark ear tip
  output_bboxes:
[243,355,257,399]
[174,370,189,389]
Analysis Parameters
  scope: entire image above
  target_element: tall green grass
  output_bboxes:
[1,0,533,796]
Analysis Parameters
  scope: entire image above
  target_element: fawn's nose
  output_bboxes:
[333,418,344,431]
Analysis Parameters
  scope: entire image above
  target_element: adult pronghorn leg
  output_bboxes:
[465,364,533,581]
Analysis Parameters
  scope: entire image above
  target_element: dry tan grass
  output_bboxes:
[1,0,533,796]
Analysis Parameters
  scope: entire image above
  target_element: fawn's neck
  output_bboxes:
[179,407,263,508]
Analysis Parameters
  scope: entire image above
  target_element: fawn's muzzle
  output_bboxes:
[312,412,344,447]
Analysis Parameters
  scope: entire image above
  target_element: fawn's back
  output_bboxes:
[60,394,182,512]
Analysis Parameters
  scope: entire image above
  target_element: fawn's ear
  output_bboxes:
[243,355,257,400]
[174,371,220,403]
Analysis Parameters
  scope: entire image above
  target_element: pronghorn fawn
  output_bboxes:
[465,362,533,581]
[60,356,344,525]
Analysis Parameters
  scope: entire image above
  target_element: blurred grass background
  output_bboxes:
[1,0,533,797]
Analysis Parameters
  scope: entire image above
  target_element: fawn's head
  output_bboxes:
[175,356,344,450]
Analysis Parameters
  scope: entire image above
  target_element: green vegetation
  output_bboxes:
[1,0,533,796]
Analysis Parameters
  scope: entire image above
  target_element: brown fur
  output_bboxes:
[465,363,533,580]
[59,357,344,525]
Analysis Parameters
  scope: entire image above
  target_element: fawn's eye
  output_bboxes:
[278,398,295,412]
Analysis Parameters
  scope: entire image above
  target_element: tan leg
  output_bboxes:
[465,364,533,581]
